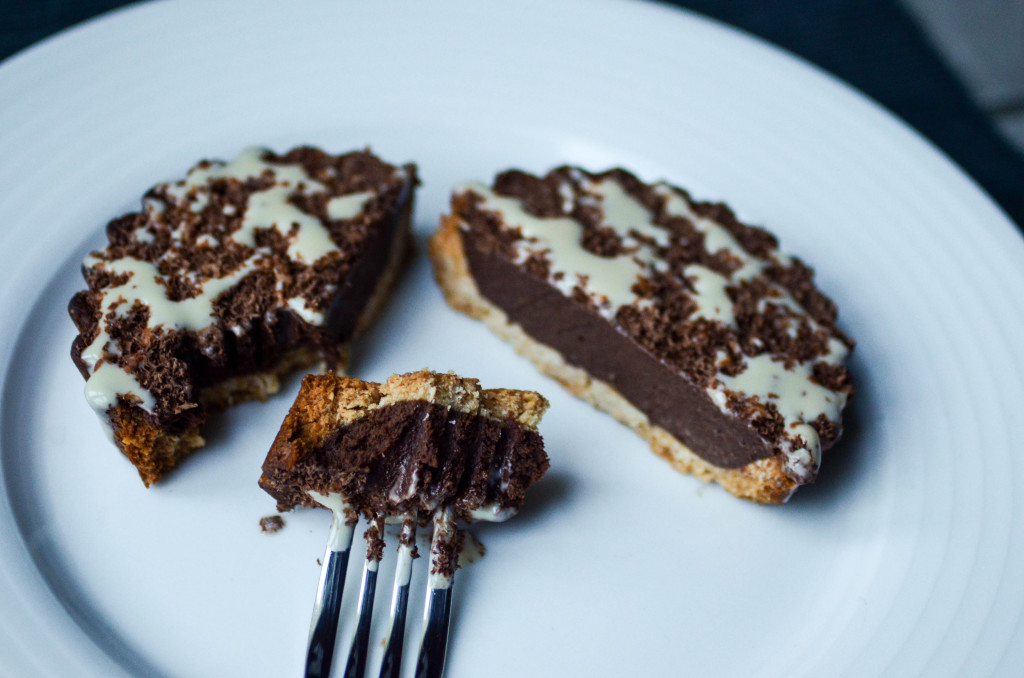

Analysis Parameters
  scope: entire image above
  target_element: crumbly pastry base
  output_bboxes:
[111,219,414,487]
[429,215,797,504]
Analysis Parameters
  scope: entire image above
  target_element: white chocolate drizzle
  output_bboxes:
[588,179,670,247]
[326,191,374,221]
[82,254,262,367]
[462,181,661,319]
[711,337,850,480]
[237,185,334,263]
[80,253,263,433]
[308,491,355,551]
[85,363,156,443]
[164,146,361,265]
[465,503,517,522]
[655,184,771,323]
[286,297,325,324]
[685,264,737,325]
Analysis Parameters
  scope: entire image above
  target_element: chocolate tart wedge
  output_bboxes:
[258,370,549,524]
[69,146,417,485]
[430,167,853,503]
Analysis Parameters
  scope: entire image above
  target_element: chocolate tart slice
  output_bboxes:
[69,146,417,485]
[258,370,549,524]
[430,167,854,503]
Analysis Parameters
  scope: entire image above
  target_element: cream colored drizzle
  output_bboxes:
[132,226,155,244]
[465,503,516,522]
[557,180,575,213]
[462,176,849,483]
[656,185,758,274]
[326,191,374,221]
[238,185,334,263]
[387,466,420,504]
[81,253,262,423]
[463,182,658,319]
[586,179,670,246]
[177,147,327,194]
[308,491,355,551]
[654,183,848,479]
[711,337,850,480]
[165,147,343,264]
[83,256,260,356]
[286,297,324,324]
[142,197,164,215]
[685,265,736,325]
[85,363,157,442]
[655,184,769,321]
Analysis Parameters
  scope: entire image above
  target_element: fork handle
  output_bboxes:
[305,514,354,678]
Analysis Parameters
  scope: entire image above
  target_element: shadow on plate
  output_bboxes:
[446,468,572,648]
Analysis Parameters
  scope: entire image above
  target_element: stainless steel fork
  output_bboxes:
[304,501,459,678]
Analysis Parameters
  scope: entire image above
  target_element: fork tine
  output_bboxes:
[416,587,453,678]
[415,508,458,678]
[305,507,356,678]
[378,519,418,678]
[344,516,385,678]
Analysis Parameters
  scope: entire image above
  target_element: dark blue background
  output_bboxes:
[3,0,1022,229]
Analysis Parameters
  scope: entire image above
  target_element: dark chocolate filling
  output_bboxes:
[326,176,413,343]
[259,400,549,520]
[460,228,772,470]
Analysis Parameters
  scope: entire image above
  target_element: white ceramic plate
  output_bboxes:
[2,1,1023,676]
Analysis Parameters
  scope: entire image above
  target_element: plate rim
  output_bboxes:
[1,1,1022,677]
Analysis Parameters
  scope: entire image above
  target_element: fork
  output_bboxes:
[305,495,459,678]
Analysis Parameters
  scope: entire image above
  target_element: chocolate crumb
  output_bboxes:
[259,515,285,534]
[364,520,386,562]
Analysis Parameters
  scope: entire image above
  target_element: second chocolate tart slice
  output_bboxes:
[69,146,417,485]
[430,166,854,503]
